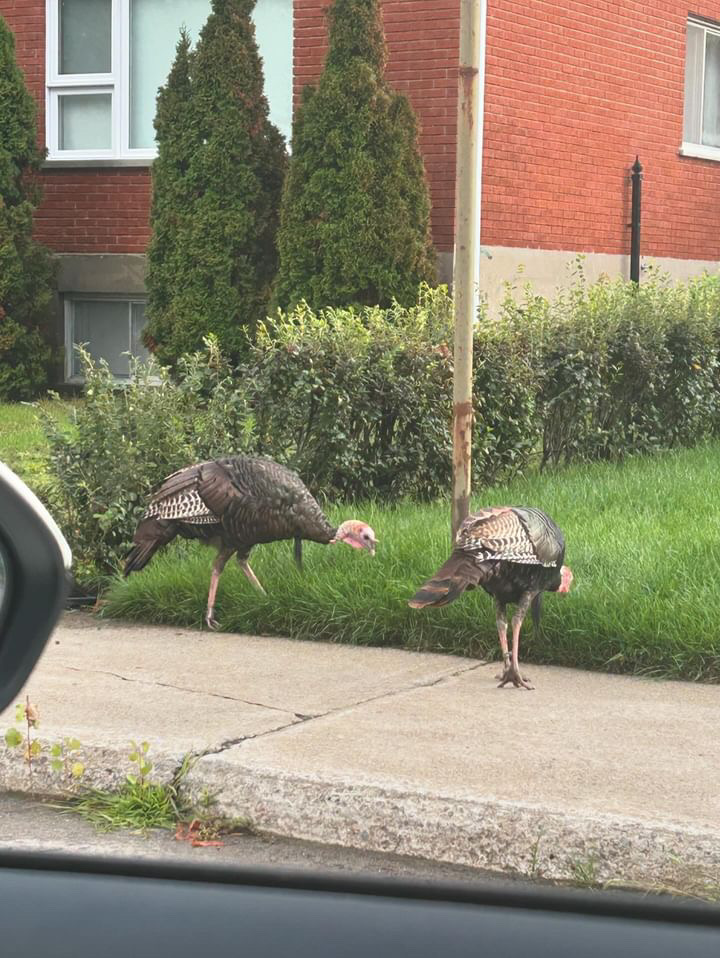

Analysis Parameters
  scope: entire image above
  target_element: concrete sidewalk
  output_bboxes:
[1,611,719,885]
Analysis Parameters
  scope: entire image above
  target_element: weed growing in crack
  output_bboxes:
[4,699,85,791]
[571,855,599,887]
[3,705,253,841]
[58,744,194,832]
[59,747,253,840]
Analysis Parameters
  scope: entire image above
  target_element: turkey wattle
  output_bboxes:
[408,506,573,689]
[124,456,377,629]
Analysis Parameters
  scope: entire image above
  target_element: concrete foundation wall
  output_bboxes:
[51,248,720,353]
[56,254,148,295]
[478,247,720,314]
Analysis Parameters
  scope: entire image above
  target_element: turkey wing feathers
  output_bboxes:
[456,506,562,568]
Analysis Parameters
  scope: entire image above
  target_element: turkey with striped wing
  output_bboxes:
[408,507,573,689]
[124,456,377,629]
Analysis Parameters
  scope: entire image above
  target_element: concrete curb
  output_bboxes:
[2,738,719,886]
[186,754,720,885]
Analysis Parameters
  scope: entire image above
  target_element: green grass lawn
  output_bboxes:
[104,442,720,683]
[0,400,75,491]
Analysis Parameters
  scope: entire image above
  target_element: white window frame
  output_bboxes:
[64,294,150,384]
[681,16,720,163]
[46,0,294,165]
[47,0,170,164]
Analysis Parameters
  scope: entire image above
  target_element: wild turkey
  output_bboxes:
[124,455,377,628]
[408,506,573,689]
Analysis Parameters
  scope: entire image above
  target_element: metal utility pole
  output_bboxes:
[630,156,643,284]
[451,0,482,541]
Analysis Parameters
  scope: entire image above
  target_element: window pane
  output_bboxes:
[684,24,705,144]
[130,302,151,365]
[128,0,292,150]
[702,31,720,148]
[72,300,131,378]
[129,0,210,149]
[254,0,293,141]
[59,0,112,74]
[59,93,112,150]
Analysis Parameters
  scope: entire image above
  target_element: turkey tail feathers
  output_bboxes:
[408,553,477,609]
[123,542,159,576]
[123,518,176,576]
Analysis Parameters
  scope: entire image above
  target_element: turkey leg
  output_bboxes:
[497,592,535,690]
[206,548,234,630]
[494,599,511,674]
[239,558,267,596]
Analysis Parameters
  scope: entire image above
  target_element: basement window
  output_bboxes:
[65,296,150,382]
[46,0,293,163]
[681,17,720,161]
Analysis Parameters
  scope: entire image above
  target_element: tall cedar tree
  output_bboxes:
[0,14,55,400]
[145,0,286,365]
[273,0,436,312]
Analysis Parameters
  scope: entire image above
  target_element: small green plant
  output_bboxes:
[528,832,544,880]
[2,711,250,840]
[60,745,253,838]
[62,742,192,833]
[4,698,42,784]
[68,781,185,833]
[4,699,85,790]
[571,855,599,888]
[49,737,86,786]
[127,739,153,787]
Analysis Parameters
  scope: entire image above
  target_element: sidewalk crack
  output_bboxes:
[61,659,486,757]
[62,665,297,717]
[202,660,487,755]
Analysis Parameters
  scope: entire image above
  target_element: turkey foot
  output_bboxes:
[497,663,534,690]
[204,610,220,631]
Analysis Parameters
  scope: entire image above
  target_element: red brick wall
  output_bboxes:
[482,0,720,259]
[4,0,720,262]
[0,0,153,254]
[36,170,151,252]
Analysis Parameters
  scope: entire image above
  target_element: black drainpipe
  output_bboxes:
[630,156,643,283]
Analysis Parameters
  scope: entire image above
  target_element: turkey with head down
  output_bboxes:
[408,506,573,689]
[124,455,377,629]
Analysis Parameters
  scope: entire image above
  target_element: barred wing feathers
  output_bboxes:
[144,463,217,525]
[456,507,563,568]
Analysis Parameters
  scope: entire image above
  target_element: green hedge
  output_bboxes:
[40,271,720,581]
[521,267,720,465]
[247,285,540,498]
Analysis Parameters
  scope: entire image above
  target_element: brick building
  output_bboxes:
[1,0,719,382]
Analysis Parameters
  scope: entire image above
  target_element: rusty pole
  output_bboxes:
[451,0,481,542]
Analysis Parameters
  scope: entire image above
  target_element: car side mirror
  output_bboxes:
[0,463,71,711]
